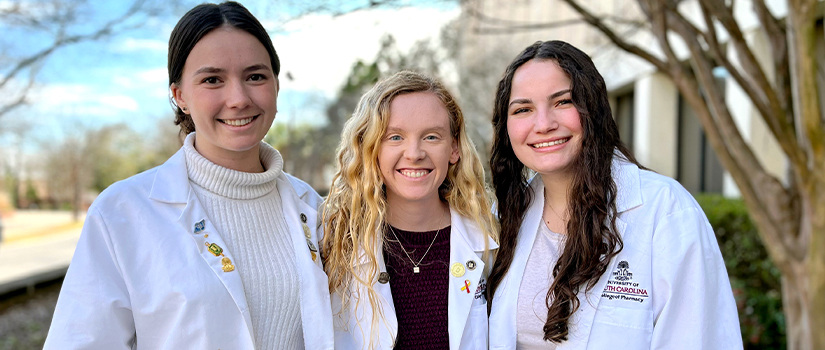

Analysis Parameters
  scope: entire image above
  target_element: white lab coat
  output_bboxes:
[489,157,742,349]
[332,208,497,350]
[44,147,335,349]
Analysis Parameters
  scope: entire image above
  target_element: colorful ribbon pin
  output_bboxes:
[461,280,471,293]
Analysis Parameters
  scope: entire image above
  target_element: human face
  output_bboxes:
[171,25,278,171]
[506,59,582,179]
[378,92,460,207]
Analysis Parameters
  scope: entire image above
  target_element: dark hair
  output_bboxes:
[488,40,638,343]
[168,1,279,137]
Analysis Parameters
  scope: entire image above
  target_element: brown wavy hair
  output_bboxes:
[488,40,639,343]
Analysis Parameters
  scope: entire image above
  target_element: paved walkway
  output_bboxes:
[0,210,85,295]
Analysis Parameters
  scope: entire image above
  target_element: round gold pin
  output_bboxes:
[450,262,465,277]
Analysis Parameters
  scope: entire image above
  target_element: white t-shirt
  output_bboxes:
[516,222,566,349]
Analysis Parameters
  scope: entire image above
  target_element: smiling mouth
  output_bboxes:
[220,115,257,127]
[531,137,571,148]
[399,169,431,178]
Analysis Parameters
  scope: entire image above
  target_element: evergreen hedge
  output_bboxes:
[695,194,785,349]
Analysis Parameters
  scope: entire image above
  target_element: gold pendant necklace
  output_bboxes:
[388,226,440,274]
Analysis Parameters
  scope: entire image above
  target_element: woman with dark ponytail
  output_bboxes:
[487,40,741,349]
[45,2,333,348]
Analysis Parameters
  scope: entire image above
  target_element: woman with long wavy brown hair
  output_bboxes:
[487,40,741,349]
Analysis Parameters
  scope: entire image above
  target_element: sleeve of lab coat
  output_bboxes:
[44,207,136,349]
[650,206,743,349]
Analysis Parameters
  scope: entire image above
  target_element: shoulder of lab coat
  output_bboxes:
[45,148,334,350]
[627,162,742,349]
[489,156,742,349]
[332,210,496,350]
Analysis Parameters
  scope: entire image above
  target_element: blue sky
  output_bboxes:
[0,0,458,151]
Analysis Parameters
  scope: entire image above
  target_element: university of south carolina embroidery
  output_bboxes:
[601,260,649,303]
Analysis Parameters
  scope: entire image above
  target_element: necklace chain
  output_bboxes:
[544,200,568,233]
[388,225,440,274]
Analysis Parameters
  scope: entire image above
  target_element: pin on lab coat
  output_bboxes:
[332,209,498,349]
[44,147,335,349]
[489,157,743,349]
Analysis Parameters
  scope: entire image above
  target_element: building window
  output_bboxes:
[613,90,635,151]
[676,93,724,194]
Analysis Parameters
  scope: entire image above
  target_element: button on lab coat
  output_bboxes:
[488,157,742,349]
[44,147,335,349]
[332,209,497,350]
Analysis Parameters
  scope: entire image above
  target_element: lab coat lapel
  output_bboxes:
[351,244,398,348]
[447,210,490,349]
[560,157,641,348]
[149,150,255,342]
[275,174,335,349]
[560,217,627,349]
[493,177,545,346]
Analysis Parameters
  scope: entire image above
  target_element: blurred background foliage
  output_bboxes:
[696,194,785,349]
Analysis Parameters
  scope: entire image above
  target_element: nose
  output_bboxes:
[226,80,252,109]
[403,140,426,161]
[534,107,558,133]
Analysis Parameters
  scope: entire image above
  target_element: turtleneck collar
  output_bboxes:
[182,132,283,200]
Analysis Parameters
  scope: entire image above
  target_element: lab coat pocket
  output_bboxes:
[459,301,489,350]
[588,305,653,348]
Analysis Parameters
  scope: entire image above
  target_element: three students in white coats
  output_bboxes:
[486,41,742,349]
[321,71,498,349]
[45,2,333,349]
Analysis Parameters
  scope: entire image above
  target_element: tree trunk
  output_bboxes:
[782,181,825,350]
[72,163,80,222]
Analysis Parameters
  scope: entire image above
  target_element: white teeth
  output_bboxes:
[533,138,569,148]
[400,170,429,178]
[223,117,254,126]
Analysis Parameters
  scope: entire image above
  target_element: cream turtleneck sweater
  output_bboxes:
[183,133,303,350]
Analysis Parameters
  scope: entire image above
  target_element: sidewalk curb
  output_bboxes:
[0,267,67,297]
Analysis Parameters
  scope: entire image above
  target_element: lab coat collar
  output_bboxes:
[612,155,642,213]
[515,155,640,348]
[147,144,316,205]
[447,207,495,349]
[145,146,333,348]
[275,174,334,349]
[352,210,495,349]
[149,148,189,204]
[146,147,258,343]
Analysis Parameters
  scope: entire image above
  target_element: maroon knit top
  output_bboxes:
[383,225,451,349]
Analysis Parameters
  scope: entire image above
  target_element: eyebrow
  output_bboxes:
[508,88,572,108]
[385,125,450,134]
[193,64,271,75]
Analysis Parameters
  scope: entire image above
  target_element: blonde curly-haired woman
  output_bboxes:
[322,71,498,350]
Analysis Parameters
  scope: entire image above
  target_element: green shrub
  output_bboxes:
[695,194,785,349]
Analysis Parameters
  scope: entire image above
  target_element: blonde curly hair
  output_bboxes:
[321,70,498,346]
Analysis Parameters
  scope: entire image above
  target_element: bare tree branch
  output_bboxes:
[465,5,646,35]
[697,0,802,159]
[785,0,824,167]
[672,1,802,262]
[0,0,150,119]
[560,0,669,72]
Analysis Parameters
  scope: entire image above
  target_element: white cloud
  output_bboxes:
[274,6,459,97]
[31,84,140,114]
[113,38,168,53]
[137,67,169,85]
